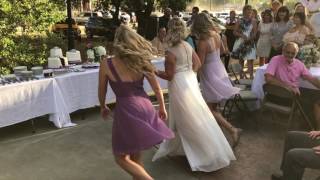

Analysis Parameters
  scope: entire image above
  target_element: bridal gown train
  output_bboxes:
[152,41,235,172]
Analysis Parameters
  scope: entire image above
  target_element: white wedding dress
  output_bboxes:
[152,41,235,172]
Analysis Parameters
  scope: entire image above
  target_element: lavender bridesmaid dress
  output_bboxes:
[107,60,174,154]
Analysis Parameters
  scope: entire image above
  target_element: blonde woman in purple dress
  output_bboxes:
[98,25,174,180]
[192,13,242,147]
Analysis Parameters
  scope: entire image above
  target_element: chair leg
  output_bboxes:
[31,119,36,134]
[287,104,296,131]
[222,99,231,118]
[236,94,251,112]
[227,99,236,120]
[296,100,314,130]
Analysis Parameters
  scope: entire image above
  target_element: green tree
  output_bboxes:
[158,0,192,12]
[100,0,193,37]
[0,0,65,75]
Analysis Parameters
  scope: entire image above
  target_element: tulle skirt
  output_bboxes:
[152,70,236,172]
[199,55,240,103]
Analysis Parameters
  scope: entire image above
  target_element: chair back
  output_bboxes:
[263,84,295,99]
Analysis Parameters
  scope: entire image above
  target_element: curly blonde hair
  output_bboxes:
[191,13,215,39]
[166,17,187,46]
[113,25,156,73]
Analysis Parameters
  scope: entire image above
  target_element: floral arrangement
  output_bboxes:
[94,46,107,57]
[86,46,107,62]
[297,36,320,68]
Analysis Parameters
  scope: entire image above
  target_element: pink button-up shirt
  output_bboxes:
[265,55,312,88]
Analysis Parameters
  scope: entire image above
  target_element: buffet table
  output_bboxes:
[0,79,75,128]
[252,64,320,102]
[54,57,167,114]
[0,57,166,128]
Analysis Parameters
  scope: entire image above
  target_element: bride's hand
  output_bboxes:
[159,108,168,121]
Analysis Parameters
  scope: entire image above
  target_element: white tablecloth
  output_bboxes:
[54,57,167,113]
[251,64,320,100]
[0,79,75,128]
[0,58,166,128]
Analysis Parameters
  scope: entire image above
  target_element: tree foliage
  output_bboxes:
[0,0,65,75]
[158,0,193,12]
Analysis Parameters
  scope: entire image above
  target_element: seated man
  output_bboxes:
[151,27,168,56]
[265,42,320,129]
[271,131,320,180]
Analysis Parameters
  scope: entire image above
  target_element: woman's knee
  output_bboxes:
[114,154,128,165]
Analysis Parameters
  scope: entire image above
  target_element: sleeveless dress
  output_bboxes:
[256,23,272,58]
[200,38,240,103]
[152,41,236,172]
[232,18,257,60]
[107,60,174,155]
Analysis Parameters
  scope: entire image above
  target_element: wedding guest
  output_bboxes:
[270,6,292,58]
[265,42,320,129]
[271,131,320,180]
[292,2,314,32]
[159,7,172,29]
[257,9,273,65]
[232,5,257,79]
[151,27,168,56]
[98,25,174,180]
[153,17,236,172]
[192,12,242,147]
[187,6,200,27]
[252,8,260,24]
[283,12,311,46]
[224,10,238,72]
[271,0,283,17]
[299,0,320,37]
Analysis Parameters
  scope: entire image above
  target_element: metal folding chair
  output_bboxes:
[260,84,314,130]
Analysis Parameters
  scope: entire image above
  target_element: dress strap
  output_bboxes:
[107,59,122,82]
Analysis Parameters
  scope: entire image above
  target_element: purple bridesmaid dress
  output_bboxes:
[107,60,174,154]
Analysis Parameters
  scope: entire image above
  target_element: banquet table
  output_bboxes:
[54,57,167,114]
[0,79,75,128]
[251,64,320,103]
[0,57,166,128]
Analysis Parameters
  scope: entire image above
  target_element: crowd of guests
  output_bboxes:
[97,1,320,180]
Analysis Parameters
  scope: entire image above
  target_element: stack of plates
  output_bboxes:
[20,71,33,79]
[31,66,44,76]
[82,63,100,69]
[14,66,27,77]
[2,74,16,81]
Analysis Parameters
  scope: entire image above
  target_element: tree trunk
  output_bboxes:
[111,0,121,25]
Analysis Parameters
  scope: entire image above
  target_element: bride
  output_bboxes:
[153,17,235,172]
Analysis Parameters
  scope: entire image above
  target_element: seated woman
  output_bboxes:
[283,12,311,46]
[293,2,314,32]
[151,27,168,56]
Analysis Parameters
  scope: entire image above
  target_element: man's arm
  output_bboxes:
[265,74,289,88]
[265,74,300,95]
[304,75,320,89]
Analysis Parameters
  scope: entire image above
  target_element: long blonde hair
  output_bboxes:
[191,13,215,39]
[113,25,156,73]
[166,17,187,46]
